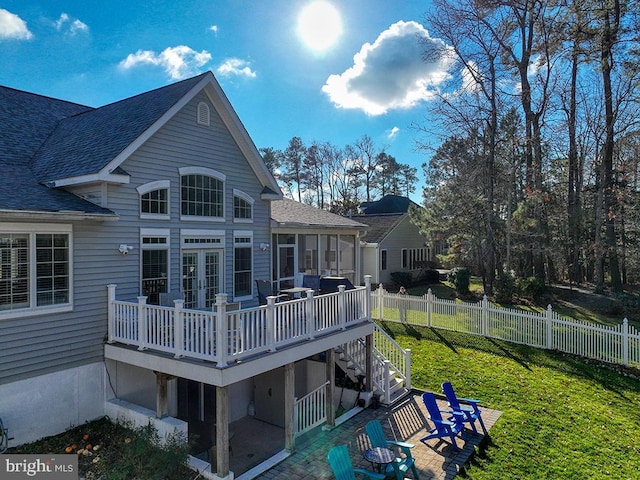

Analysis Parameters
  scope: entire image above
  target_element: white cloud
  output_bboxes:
[55,13,89,35]
[216,58,256,78]
[0,8,33,40]
[322,20,454,115]
[387,126,400,139]
[119,45,212,80]
[210,25,218,33]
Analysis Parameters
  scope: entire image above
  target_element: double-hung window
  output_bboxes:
[0,224,72,317]
[233,231,253,300]
[179,167,225,221]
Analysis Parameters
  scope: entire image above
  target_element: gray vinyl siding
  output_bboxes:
[0,92,272,385]
[378,217,428,285]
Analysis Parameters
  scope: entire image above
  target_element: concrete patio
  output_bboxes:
[253,390,501,480]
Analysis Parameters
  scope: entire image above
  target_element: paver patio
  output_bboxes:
[254,390,501,480]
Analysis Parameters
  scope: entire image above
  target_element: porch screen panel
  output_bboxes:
[320,235,337,276]
[298,234,318,275]
[338,235,355,282]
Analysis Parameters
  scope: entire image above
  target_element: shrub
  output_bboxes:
[447,267,470,295]
[390,271,413,288]
[494,273,516,303]
[419,268,440,284]
[516,276,546,299]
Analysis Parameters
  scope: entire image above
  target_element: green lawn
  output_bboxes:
[378,321,640,480]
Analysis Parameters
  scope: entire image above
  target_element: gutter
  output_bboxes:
[0,210,120,221]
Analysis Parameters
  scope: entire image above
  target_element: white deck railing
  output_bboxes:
[294,381,330,436]
[107,279,372,367]
[373,285,640,368]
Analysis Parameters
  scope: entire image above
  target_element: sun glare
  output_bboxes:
[297,1,343,52]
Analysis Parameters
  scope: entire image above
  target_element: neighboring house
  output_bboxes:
[0,73,402,480]
[356,195,432,286]
[270,198,367,291]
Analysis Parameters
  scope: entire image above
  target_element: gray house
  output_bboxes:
[0,73,406,480]
[357,195,433,286]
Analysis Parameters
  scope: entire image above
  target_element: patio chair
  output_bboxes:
[364,420,419,479]
[255,280,287,305]
[302,274,321,294]
[441,382,487,435]
[420,392,464,451]
[327,444,385,480]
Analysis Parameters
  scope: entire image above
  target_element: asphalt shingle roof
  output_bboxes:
[30,72,208,182]
[353,213,406,243]
[271,198,368,230]
[0,86,114,215]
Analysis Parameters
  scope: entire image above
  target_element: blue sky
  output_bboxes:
[0,1,454,203]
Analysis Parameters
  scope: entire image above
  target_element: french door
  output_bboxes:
[182,249,221,309]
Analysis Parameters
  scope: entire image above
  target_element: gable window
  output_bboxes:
[179,167,225,220]
[381,250,388,271]
[197,101,210,126]
[141,229,169,305]
[233,231,253,299]
[233,189,254,223]
[137,181,170,219]
[0,224,72,317]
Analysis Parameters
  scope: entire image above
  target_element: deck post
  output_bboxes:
[364,275,372,322]
[215,385,230,477]
[383,360,391,404]
[365,333,373,400]
[215,294,228,367]
[137,296,148,350]
[155,372,172,419]
[173,299,184,358]
[107,284,116,343]
[306,290,315,340]
[284,362,296,452]
[339,285,346,330]
[267,296,276,352]
[404,348,412,390]
[326,347,336,427]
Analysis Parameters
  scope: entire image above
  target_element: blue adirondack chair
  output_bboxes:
[365,420,419,480]
[420,392,464,451]
[441,382,487,435]
[328,445,386,480]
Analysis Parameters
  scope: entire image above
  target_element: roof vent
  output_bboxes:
[197,101,210,126]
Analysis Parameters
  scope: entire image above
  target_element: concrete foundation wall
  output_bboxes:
[0,362,105,446]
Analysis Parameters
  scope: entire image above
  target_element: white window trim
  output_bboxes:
[179,167,226,222]
[140,228,170,299]
[180,229,225,249]
[233,189,255,224]
[0,223,73,320]
[137,180,170,220]
[233,230,254,302]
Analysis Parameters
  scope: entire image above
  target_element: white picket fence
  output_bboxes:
[373,286,640,368]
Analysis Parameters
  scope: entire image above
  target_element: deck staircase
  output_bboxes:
[334,324,411,405]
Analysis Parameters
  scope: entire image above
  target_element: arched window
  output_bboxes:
[137,180,170,218]
[179,167,225,219]
[233,189,254,222]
